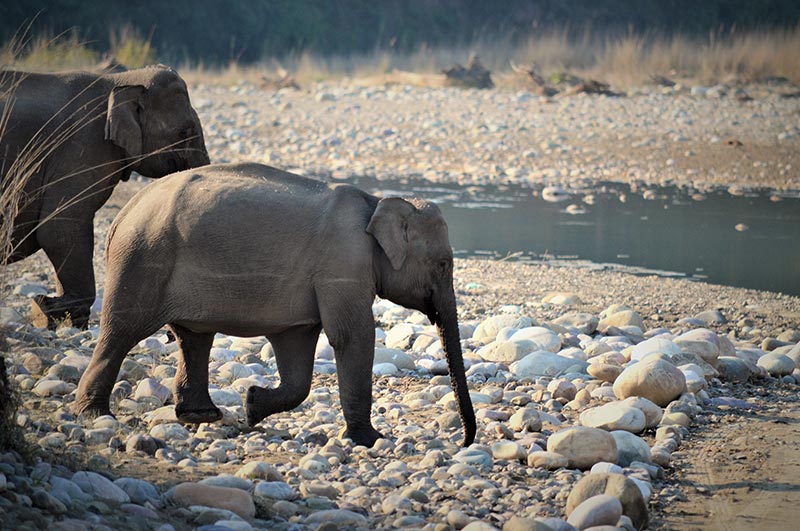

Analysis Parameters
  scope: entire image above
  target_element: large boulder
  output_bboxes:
[566,472,648,530]
[473,314,533,344]
[546,427,617,470]
[629,337,682,362]
[579,402,647,433]
[613,358,686,407]
[510,351,587,379]
[674,328,721,367]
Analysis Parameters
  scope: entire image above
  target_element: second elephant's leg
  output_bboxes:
[246,324,320,426]
[170,324,221,424]
[34,220,96,329]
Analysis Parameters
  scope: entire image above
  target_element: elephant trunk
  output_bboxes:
[435,287,476,446]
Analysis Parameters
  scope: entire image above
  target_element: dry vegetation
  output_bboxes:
[2,25,798,89]
[180,26,800,88]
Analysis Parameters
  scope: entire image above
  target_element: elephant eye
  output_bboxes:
[437,260,450,273]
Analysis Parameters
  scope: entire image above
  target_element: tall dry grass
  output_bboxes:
[179,25,800,88]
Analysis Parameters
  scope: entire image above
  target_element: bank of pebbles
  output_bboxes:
[2,81,800,530]
[192,80,800,193]
[2,256,800,530]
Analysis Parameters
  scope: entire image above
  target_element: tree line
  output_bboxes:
[2,0,799,64]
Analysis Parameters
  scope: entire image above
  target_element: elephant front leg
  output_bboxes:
[34,220,96,329]
[170,324,221,424]
[246,324,320,426]
[318,296,382,447]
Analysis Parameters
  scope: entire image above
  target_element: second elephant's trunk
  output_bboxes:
[435,288,476,446]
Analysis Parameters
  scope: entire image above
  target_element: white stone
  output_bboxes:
[579,402,647,433]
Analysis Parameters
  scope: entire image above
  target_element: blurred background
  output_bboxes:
[2,0,800,86]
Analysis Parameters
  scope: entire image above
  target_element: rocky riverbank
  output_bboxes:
[2,82,800,530]
[2,185,800,530]
[191,80,800,193]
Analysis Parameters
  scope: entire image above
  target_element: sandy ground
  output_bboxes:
[653,384,800,530]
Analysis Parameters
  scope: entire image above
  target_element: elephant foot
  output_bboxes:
[342,425,384,448]
[175,403,222,424]
[31,295,90,330]
[246,386,270,427]
[73,397,112,420]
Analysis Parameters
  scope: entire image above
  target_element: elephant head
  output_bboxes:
[105,65,209,176]
[368,197,477,446]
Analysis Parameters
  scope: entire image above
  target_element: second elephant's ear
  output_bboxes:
[105,85,145,158]
[367,197,415,270]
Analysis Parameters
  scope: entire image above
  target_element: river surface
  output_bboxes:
[350,178,800,296]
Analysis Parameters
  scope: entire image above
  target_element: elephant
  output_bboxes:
[74,162,477,448]
[0,65,210,329]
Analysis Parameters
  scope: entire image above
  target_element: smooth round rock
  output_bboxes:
[579,403,646,433]
[566,472,648,530]
[566,494,623,530]
[547,427,618,470]
[610,431,652,467]
[613,358,687,407]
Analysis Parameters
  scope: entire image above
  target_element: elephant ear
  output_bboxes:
[105,85,145,158]
[367,197,415,270]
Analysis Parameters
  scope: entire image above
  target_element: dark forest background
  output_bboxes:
[2,0,799,64]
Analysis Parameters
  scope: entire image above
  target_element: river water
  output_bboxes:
[351,178,800,296]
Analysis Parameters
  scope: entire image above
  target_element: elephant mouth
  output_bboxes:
[424,292,439,326]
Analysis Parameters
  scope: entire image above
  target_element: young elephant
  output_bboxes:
[0,65,209,329]
[74,163,476,447]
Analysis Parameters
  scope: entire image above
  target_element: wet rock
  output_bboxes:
[547,427,617,469]
[613,358,686,406]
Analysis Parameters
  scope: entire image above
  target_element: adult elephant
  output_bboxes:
[0,65,210,329]
[74,163,477,448]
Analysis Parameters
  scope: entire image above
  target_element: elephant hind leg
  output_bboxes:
[170,324,221,424]
[74,318,160,418]
[246,324,320,427]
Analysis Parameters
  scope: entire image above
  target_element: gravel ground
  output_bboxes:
[1,82,800,531]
